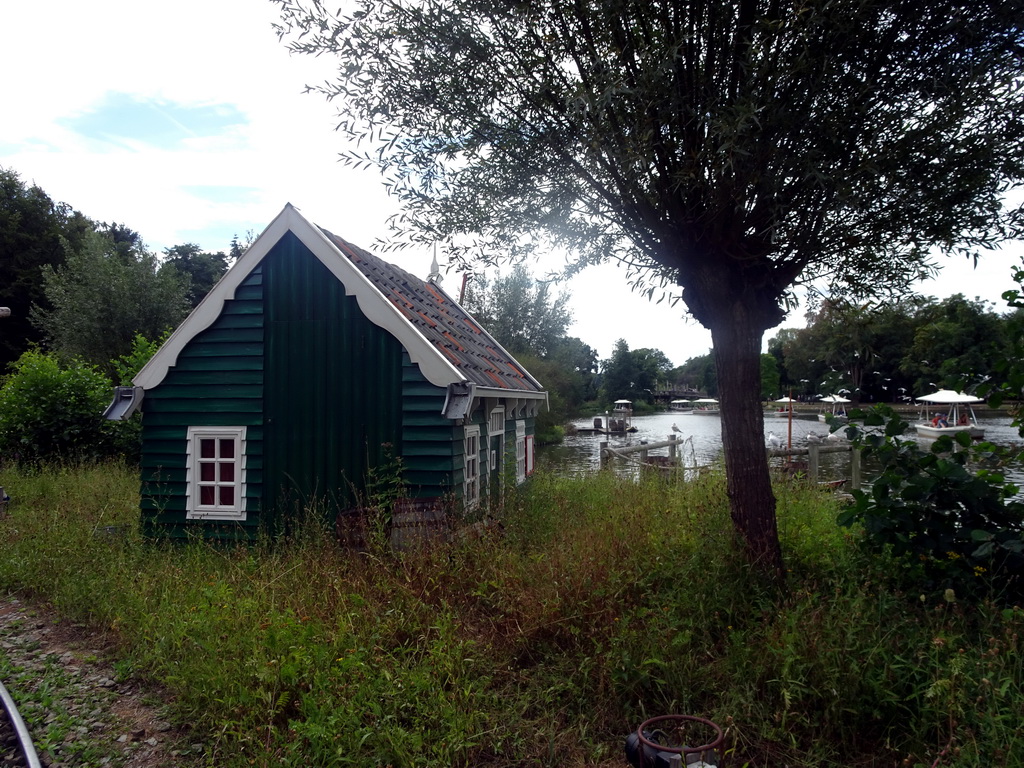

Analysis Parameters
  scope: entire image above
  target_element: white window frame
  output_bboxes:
[488,406,506,477]
[186,426,247,520]
[463,424,481,510]
[489,407,505,436]
[515,421,527,483]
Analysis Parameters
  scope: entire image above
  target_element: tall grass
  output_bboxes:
[0,461,1021,767]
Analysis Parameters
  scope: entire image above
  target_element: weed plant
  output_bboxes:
[0,461,1022,767]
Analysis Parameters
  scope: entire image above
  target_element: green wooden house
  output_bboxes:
[105,204,547,540]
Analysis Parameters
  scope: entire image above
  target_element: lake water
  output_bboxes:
[537,410,1024,488]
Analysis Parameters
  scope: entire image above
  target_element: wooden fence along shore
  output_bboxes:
[599,436,862,491]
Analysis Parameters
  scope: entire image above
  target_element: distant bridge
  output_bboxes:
[649,387,705,405]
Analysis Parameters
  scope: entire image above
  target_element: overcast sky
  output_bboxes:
[4,0,1022,367]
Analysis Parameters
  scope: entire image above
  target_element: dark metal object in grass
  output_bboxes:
[625,714,724,768]
[0,677,43,768]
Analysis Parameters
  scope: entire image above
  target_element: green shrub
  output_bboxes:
[839,405,1024,601]
[0,349,124,462]
[110,331,167,386]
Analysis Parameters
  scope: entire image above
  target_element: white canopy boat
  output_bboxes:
[818,394,851,423]
[609,399,637,432]
[688,397,720,414]
[914,390,985,439]
[769,396,797,418]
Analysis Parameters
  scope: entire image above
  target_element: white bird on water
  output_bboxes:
[766,431,782,449]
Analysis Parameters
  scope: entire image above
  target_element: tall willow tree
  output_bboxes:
[274,0,1024,577]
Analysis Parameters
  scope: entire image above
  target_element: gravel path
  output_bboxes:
[0,596,202,768]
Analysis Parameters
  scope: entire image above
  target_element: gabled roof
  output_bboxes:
[134,204,545,402]
[320,228,543,394]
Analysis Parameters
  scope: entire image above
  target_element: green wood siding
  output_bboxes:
[262,232,404,524]
[399,355,458,501]
[139,268,266,541]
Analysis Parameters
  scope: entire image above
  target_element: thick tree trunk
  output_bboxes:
[708,308,785,580]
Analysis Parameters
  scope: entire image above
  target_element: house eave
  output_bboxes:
[472,387,547,404]
[443,384,547,421]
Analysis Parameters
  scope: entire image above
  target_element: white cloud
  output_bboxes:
[3,0,399,255]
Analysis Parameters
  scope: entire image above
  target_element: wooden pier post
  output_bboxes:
[600,441,609,471]
[808,444,820,484]
[851,447,861,491]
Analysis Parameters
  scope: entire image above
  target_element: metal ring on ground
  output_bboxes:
[0,678,43,768]
[636,714,725,763]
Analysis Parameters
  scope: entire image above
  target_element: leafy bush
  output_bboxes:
[0,349,121,462]
[840,261,1024,602]
[979,257,1024,446]
[110,331,167,386]
[839,406,1024,600]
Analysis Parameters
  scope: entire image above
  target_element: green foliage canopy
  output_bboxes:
[668,351,716,397]
[162,243,230,309]
[275,0,1024,313]
[600,340,672,402]
[461,264,572,357]
[31,230,189,374]
[770,294,1012,402]
[0,168,92,370]
[904,295,1006,393]
[460,264,598,430]
[760,353,781,400]
[600,339,639,403]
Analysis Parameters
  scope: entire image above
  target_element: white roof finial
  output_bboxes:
[428,243,442,284]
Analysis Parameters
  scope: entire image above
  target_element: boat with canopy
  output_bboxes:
[818,394,851,423]
[687,398,720,415]
[914,390,985,439]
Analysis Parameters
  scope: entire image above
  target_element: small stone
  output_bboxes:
[145,737,158,747]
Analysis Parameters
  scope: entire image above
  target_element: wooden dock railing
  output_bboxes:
[767,444,861,490]
[599,436,689,470]
[599,436,861,490]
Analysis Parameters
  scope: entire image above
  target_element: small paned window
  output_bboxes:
[187,427,246,520]
[464,425,480,510]
[489,407,505,436]
[516,421,527,483]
